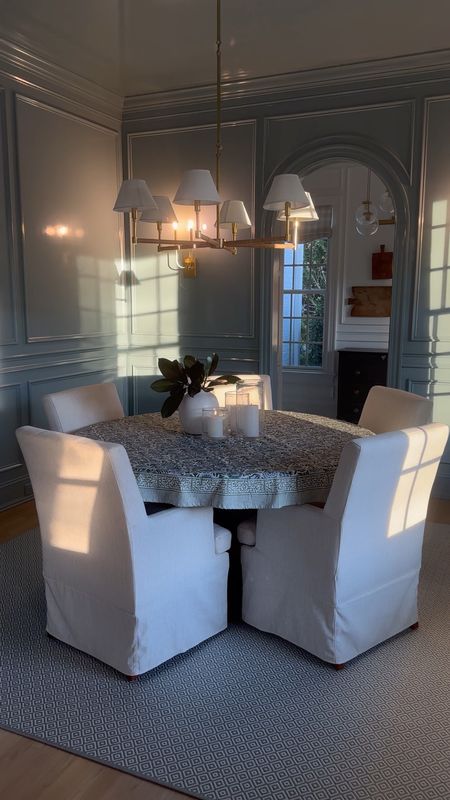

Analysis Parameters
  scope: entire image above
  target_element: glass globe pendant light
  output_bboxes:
[355,169,379,236]
[378,190,395,216]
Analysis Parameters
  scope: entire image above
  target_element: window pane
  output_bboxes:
[292,294,303,317]
[308,317,323,343]
[307,344,323,367]
[300,316,308,341]
[309,263,327,290]
[311,239,328,264]
[293,266,304,290]
[303,294,324,317]
[283,265,293,290]
[284,248,294,265]
[298,344,307,366]
[281,235,328,369]
[294,243,305,265]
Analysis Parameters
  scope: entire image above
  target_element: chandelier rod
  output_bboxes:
[215,0,222,238]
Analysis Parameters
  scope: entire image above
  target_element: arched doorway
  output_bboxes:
[261,138,411,413]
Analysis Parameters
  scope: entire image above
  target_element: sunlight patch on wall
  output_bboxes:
[131,249,180,343]
[76,255,116,335]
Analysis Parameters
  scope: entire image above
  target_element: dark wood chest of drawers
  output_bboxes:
[337,349,388,424]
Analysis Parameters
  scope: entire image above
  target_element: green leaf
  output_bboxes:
[161,390,184,418]
[208,353,219,377]
[187,360,205,387]
[207,374,241,387]
[204,355,212,378]
[158,358,184,382]
[183,355,197,369]
[151,378,178,393]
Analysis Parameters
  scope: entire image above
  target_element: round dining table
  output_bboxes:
[76,410,373,510]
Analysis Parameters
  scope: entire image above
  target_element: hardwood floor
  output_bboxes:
[1,497,449,799]
[0,499,38,543]
[0,500,193,800]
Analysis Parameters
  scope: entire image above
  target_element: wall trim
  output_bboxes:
[411,94,450,343]
[0,89,17,344]
[0,354,119,375]
[0,382,23,474]
[124,49,450,115]
[0,34,123,121]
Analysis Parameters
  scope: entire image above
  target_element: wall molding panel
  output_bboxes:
[0,89,17,345]
[13,95,122,344]
[2,33,450,503]
[0,383,24,473]
[127,119,257,343]
[0,43,125,509]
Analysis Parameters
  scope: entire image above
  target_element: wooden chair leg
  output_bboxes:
[126,674,138,682]
[334,663,346,671]
[410,621,419,630]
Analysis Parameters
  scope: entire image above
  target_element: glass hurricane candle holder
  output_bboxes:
[225,390,240,433]
[236,379,264,437]
[202,407,230,439]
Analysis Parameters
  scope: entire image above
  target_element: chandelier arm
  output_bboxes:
[199,232,223,247]
[137,237,208,247]
[227,238,294,250]
[158,242,210,251]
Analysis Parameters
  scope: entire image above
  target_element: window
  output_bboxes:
[282,237,329,368]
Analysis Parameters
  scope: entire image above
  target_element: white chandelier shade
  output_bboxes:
[276,192,319,222]
[173,169,221,206]
[263,174,309,211]
[140,195,178,224]
[219,200,251,229]
[113,179,156,212]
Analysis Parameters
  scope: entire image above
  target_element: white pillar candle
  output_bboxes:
[207,415,224,438]
[238,404,260,437]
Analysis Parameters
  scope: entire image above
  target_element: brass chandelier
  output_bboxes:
[113,0,313,254]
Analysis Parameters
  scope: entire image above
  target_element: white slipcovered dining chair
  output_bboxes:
[359,385,433,433]
[238,423,448,668]
[42,382,124,433]
[212,374,273,410]
[16,426,231,678]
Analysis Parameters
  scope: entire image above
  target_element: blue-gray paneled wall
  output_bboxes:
[2,44,450,506]
[122,61,450,496]
[0,51,124,508]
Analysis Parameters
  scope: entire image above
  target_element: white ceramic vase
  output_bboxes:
[178,390,218,435]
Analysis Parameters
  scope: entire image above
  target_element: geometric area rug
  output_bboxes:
[1,525,449,800]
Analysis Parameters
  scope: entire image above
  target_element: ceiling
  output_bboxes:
[0,0,449,98]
